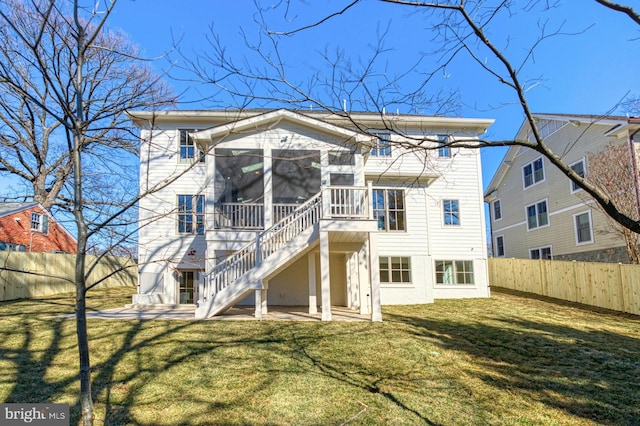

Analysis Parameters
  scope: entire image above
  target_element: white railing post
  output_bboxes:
[256,232,262,266]
[322,185,330,219]
[198,273,205,304]
[367,181,373,220]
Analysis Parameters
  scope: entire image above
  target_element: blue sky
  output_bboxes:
[107,0,639,189]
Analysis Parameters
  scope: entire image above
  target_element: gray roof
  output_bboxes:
[0,202,39,218]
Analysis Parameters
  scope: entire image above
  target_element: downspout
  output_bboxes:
[486,194,494,257]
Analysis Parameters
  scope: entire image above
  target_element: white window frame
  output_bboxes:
[495,235,505,257]
[443,199,460,226]
[379,256,412,284]
[492,199,502,221]
[178,129,205,164]
[371,132,392,157]
[529,246,553,260]
[372,188,406,232]
[522,157,545,189]
[525,199,549,230]
[569,158,586,193]
[435,260,475,285]
[30,213,48,233]
[177,194,205,235]
[437,134,451,158]
[573,210,594,245]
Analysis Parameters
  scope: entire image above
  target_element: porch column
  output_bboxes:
[263,150,273,229]
[358,243,370,315]
[261,286,268,315]
[308,252,318,314]
[348,252,360,310]
[320,230,332,321]
[254,288,262,319]
[368,233,382,322]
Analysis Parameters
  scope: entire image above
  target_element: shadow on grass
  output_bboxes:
[0,316,76,404]
[287,324,440,425]
[89,320,282,426]
[384,309,640,425]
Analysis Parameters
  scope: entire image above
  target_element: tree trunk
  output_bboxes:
[75,249,94,425]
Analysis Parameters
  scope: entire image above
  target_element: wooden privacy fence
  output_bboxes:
[0,251,137,301]
[488,258,640,315]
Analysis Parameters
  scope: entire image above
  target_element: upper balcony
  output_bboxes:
[212,185,373,232]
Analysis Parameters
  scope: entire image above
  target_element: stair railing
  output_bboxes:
[199,191,323,304]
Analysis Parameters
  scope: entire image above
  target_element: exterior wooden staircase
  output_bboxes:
[195,186,372,319]
[195,193,323,318]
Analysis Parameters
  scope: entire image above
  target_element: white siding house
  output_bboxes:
[129,109,493,320]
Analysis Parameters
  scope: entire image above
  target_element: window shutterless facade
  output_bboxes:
[574,211,593,244]
[178,129,205,163]
[526,200,548,230]
[371,133,391,157]
[492,199,502,221]
[523,157,544,188]
[570,159,585,193]
[435,260,474,285]
[437,134,451,158]
[177,195,205,235]
[443,199,460,226]
[495,235,505,257]
[372,188,405,231]
[379,256,411,283]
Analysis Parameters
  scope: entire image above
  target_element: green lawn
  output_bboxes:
[0,287,638,425]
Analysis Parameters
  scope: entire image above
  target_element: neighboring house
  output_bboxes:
[485,113,640,263]
[0,203,77,253]
[129,109,493,320]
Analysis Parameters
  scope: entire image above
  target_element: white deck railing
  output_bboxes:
[273,203,300,224]
[199,185,372,306]
[214,202,264,229]
[323,185,371,219]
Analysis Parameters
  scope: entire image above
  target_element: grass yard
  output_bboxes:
[0,287,638,425]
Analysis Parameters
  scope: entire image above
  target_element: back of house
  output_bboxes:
[129,109,493,320]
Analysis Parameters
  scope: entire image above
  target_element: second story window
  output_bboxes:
[570,159,585,193]
[372,188,405,231]
[177,195,205,235]
[526,200,548,230]
[492,199,502,221]
[30,213,48,233]
[523,158,544,188]
[179,129,205,163]
[437,134,451,158]
[443,199,460,226]
[371,133,391,157]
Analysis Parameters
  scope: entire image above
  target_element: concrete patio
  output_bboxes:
[80,305,372,321]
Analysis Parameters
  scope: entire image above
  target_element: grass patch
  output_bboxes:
[0,287,639,425]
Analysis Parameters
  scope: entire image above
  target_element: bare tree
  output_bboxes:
[586,143,640,263]
[0,1,176,424]
[186,0,640,234]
